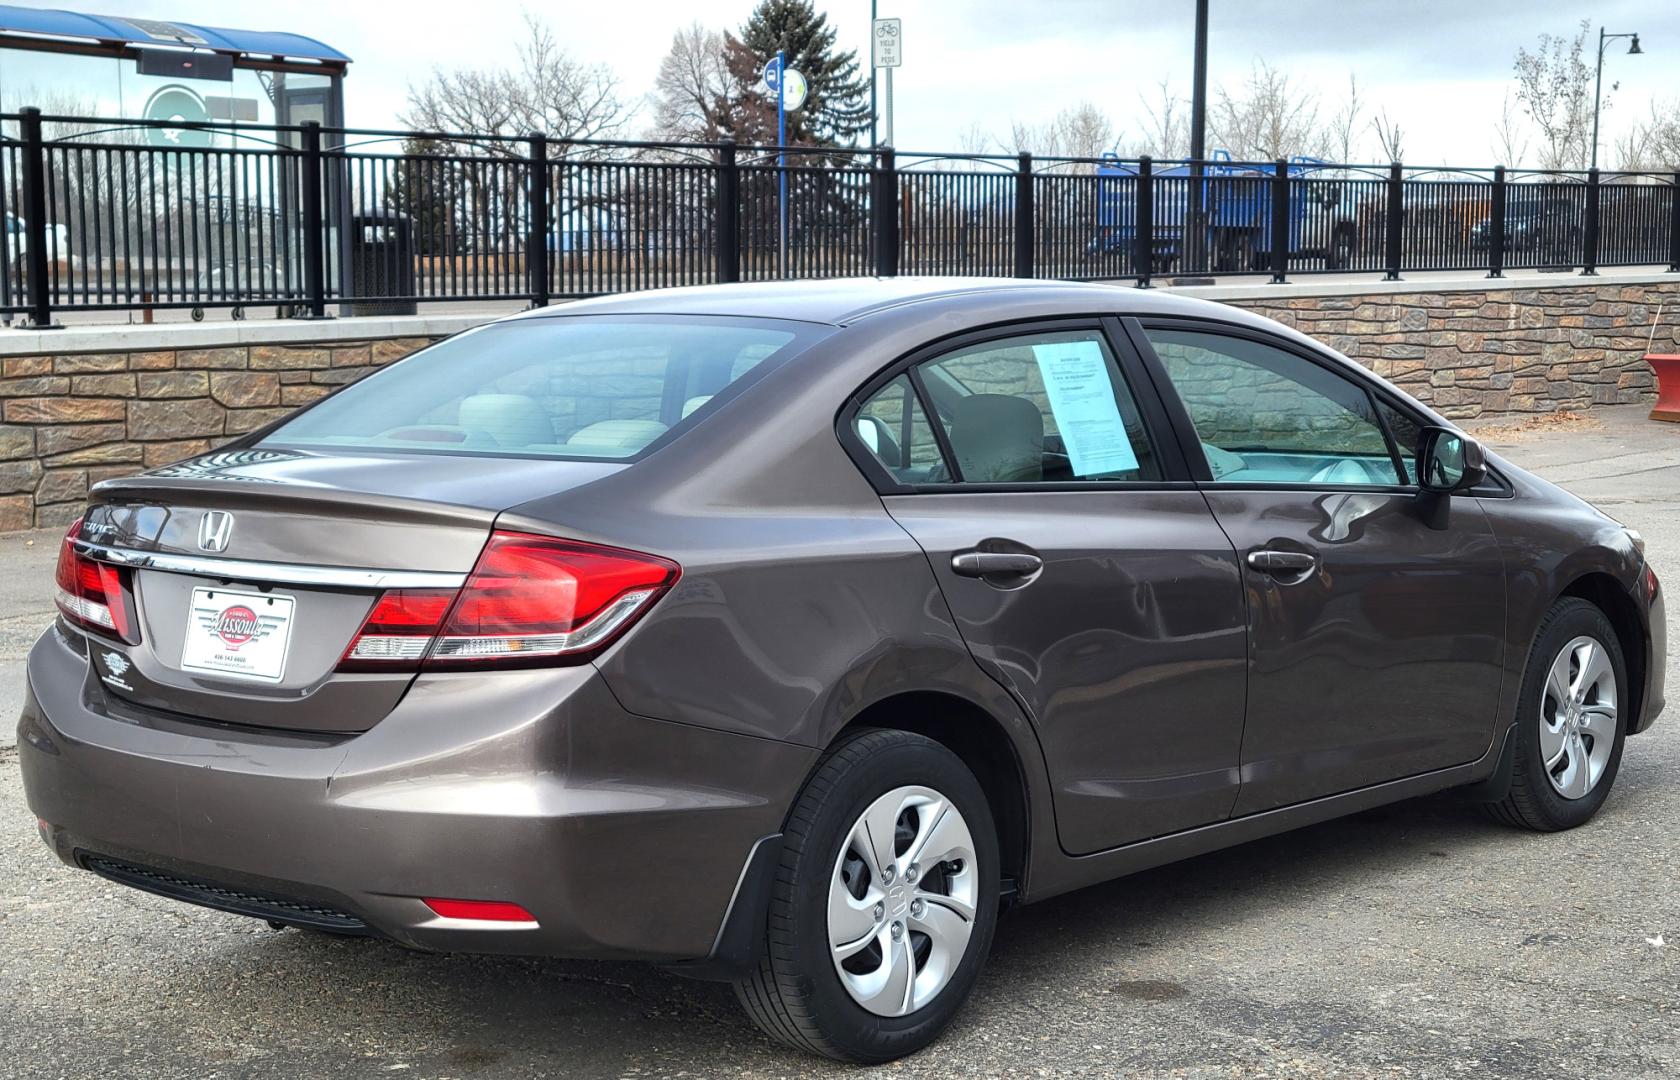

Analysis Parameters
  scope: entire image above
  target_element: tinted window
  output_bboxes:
[918,329,1161,484]
[855,375,949,483]
[263,317,814,460]
[1146,328,1401,485]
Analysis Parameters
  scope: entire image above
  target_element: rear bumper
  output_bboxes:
[18,624,814,963]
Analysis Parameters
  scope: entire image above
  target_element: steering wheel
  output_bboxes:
[1309,457,1390,485]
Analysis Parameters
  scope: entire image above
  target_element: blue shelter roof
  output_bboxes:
[0,5,350,64]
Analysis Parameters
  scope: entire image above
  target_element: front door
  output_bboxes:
[1136,322,1507,814]
[846,322,1249,855]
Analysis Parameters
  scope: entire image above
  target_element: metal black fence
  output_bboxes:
[2,105,1679,326]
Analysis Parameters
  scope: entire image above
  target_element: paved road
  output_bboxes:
[1,408,1676,1079]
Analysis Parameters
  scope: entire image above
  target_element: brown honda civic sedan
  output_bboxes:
[18,279,1665,1062]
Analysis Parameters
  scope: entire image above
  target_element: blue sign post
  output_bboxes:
[762,52,789,278]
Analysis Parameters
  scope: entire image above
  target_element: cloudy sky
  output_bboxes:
[27,0,1680,164]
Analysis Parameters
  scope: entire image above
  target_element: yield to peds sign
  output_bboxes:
[873,17,902,68]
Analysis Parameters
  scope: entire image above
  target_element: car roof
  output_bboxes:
[510,276,1259,329]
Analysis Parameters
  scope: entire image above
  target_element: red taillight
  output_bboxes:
[337,531,679,672]
[54,517,138,644]
[421,897,537,923]
[337,589,456,670]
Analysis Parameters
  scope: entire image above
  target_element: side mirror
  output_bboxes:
[1417,426,1487,493]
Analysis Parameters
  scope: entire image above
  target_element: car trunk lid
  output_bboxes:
[73,448,623,733]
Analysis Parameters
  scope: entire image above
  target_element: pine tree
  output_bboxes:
[735,0,870,148]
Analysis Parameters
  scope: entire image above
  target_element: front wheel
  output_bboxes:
[1488,597,1627,831]
[734,728,999,1063]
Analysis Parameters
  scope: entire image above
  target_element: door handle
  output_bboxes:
[952,550,1043,578]
[1246,549,1318,575]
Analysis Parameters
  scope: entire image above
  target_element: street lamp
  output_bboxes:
[1592,28,1642,170]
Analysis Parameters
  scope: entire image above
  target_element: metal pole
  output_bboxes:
[1014,151,1034,279]
[869,0,878,149]
[1582,167,1600,276]
[527,132,549,308]
[1269,159,1289,283]
[1134,156,1154,288]
[873,146,898,277]
[300,119,329,319]
[1186,0,1208,274]
[717,138,740,283]
[1592,29,1605,172]
[1384,160,1404,281]
[1488,165,1506,279]
[884,66,894,147]
[18,107,57,328]
[777,49,787,281]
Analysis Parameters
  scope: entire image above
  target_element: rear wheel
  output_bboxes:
[1488,597,1627,831]
[734,728,999,1063]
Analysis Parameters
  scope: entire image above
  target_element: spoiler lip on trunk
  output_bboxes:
[71,537,468,591]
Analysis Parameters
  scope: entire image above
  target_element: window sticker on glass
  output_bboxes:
[1030,340,1140,477]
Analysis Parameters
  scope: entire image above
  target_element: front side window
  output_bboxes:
[262,316,819,460]
[1144,327,1402,486]
[915,329,1162,484]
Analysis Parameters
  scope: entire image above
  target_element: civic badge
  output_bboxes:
[198,510,234,553]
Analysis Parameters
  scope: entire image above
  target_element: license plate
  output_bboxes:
[180,587,296,683]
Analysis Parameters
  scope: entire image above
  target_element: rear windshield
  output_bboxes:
[260,315,820,460]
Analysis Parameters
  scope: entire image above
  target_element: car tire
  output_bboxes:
[734,727,1000,1063]
[1487,597,1628,832]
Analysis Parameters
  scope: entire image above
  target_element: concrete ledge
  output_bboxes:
[1147,266,1678,302]
[0,313,498,357]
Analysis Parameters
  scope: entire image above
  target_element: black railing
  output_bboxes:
[2,107,1678,326]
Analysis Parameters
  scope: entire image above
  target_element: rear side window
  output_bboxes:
[855,375,948,483]
[917,329,1162,484]
[262,316,817,460]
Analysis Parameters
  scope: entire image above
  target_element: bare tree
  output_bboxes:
[1612,101,1680,172]
[1492,88,1531,167]
[1325,73,1366,165]
[999,103,1118,162]
[403,13,634,155]
[1370,109,1405,162]
[1512,19,1597,169]
[1208,61,1324,160]
[648,23,755,144]
[1135,79,1189,158]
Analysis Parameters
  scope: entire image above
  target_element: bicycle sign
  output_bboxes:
[873,17,902,68]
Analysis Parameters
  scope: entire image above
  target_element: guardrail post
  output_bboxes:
[1133,156,1153,288]
[1383,161,1404,281]
[715,138,740,284]
[299,120,329,318]
[1014,151,1034,279]
[1270,158,1290,283]
[1487,165,1507,279]
[19,107,58,328]
[872,147,899,277]
[1669,171,1680,274]
[1581,167,1600,276]
[527,132,550,307]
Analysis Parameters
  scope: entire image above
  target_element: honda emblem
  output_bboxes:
[197,510,234,553]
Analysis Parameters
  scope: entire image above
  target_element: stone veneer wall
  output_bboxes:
[0,336,438,531]
[0,277,1677,532]
[1227,280,1679,419]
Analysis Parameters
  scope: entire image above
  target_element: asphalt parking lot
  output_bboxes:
[1,406,1676,1080]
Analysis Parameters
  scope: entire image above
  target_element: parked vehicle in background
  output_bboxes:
[1089,151,1362,272]
[1469,190,1584,264]
[3,211,73,282]
[18,279,1665,1063]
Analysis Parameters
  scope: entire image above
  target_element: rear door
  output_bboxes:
[845,319,1249,855]
[1132,320,1507,813]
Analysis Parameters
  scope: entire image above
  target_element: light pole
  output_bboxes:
[1592,27,1642,170]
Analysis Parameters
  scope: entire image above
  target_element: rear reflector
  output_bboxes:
[337,531,679,672]
[54,517,139,644]
[422,897,537,923]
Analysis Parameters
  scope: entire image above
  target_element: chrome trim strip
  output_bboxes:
[71,539,467,590]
